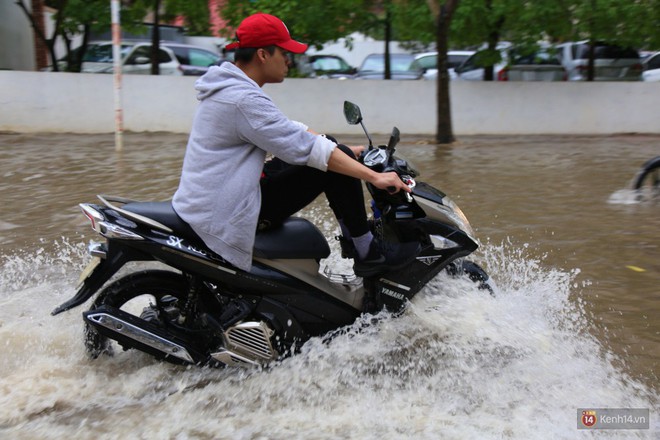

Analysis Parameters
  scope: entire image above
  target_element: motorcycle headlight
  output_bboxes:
[415,195,476,240]
[441,196,475,237]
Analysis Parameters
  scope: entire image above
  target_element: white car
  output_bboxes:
[499,48,566,81]
[642,51,660,82]
[80,41,183,75]
[556,41,642,81]
[355,53,423,80]
[454,43,566,81]
[413,50,475,80]
[73,41,221,76]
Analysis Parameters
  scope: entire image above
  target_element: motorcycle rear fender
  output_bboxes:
[51,243,147,315]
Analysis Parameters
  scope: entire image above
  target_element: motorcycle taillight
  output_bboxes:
[80,203,104,233]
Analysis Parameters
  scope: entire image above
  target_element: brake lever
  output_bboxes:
[387,175,415,203]
[402,175,415,202]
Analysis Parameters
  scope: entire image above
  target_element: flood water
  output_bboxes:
[0,131,658,439]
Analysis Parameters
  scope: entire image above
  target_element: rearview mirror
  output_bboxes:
[343,101,362,125]
[343,101,373,149]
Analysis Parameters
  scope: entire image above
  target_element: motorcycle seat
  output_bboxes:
[123,201,201,242]
[122,201,331,261]
[252,216,331,260]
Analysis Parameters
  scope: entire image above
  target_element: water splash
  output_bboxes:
[608,188,660,205]
[0,241,657,439]
[0,238,87,293]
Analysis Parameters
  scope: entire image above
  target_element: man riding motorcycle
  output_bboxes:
[171,12,419,278]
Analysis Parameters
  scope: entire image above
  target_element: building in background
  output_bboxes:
[0,0,230,72]
[0,0,50,71]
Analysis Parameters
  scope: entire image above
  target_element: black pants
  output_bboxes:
[259,144,369,237]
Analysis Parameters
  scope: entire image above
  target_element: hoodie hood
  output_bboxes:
[194,63,259,101]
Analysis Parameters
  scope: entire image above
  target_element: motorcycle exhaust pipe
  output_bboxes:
[84,306,197,364]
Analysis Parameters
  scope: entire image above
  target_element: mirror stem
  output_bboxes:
[360,120,373,149]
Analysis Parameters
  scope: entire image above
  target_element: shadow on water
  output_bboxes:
[0,132,658,439]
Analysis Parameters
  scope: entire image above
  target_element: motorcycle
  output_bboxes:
[52,101,494,368]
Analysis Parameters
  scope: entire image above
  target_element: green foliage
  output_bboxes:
[398,1,660,54]
[47,0,109,36]
[390,0,436,45]
[126,0,211,36]
[219,0,377,49]
[564,0,660,49]
[43,0,660,56]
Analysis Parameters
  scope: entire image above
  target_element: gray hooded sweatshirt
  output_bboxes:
[172,63,336,271]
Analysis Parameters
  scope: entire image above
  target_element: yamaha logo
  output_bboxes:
[381,288,405,301]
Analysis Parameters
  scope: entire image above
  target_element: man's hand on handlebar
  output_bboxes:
[370,171,412,194]
[348,145,366,157]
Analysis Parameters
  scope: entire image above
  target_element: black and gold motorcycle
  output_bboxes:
[53,102,494,367]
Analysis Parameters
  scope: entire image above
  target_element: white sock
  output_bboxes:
[352,231,374,260]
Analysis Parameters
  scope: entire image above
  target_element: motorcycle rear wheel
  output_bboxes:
[632,156,660,191]
[84,270,189,359]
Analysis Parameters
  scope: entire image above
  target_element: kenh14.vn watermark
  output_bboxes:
[578,408,650,429]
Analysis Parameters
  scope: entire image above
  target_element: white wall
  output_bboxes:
[1,71,658,135]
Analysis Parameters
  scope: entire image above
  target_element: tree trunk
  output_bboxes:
[151,0,161,75]
[384,8,392,80]
[432,0,459,144]
[587,40,595,81]
[587,0,595,81]
[16,0,57,70]
[435,9,453,143]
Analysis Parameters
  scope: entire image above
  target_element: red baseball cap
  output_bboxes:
[225,13,308,54]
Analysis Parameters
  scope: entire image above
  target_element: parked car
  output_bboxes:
[307,54,356,79]
[162,43,223,76]
[498,47,566,81]
[642,51,660,82]
[70,41,220,76]
[453,43,510,81]
[355,53,423,80]
[556,41,642,81]
[455,45,566,81]
[414,50,476,80]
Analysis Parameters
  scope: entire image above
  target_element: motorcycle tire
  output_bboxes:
[84,270,189,359]
[446,259,497,296]
[632,156,660,190]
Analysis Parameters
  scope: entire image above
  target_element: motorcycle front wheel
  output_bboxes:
[446,259,497,296]
[84,270,189,359]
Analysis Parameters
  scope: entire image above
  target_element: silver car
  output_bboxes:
[75,41,220,76]
[414,50,476,80]
[355,53,423,80]
[79,41,183,75]
[642,51,660,82]
[499,48,566,81]
[455,45,566,81]
[556,41,643,81]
